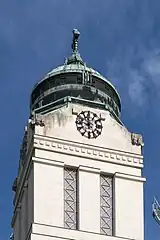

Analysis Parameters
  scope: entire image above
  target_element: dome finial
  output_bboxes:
[72,29,80,53]
[66,29,84,65]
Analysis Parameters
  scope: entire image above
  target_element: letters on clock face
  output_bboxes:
[75,111,104,139]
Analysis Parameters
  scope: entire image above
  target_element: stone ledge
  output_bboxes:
[114,172,146,182]
[79,165,100,174]
[32,223,134,240]
[33,157,64,167]
[34,134,143,168]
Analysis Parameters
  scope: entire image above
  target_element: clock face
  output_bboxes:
[75,111,103,139]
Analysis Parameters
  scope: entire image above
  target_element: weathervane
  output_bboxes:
[72,29,80,53]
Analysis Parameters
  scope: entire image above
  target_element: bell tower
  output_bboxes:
[11,29,145,240]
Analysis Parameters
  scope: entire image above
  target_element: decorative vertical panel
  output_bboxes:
[100,175,113,235]
[24,186,28,234]
[64,168,77,229]
[19,208,22,240]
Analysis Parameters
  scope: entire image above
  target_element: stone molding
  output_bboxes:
[114,173,146,183]
[34,134,143,168]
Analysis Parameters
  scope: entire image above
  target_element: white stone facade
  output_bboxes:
[12,103,145,240]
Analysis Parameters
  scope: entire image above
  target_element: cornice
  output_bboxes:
[34,134,143,168]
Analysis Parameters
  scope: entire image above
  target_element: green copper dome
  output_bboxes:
[30,29,121,119]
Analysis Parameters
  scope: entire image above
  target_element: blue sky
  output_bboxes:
[0,0,160,239]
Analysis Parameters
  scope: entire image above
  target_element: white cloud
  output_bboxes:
[146,57,160,76]
[143,50,160,89]
[128,70,146,107]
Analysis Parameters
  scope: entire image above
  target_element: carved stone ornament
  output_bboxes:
[131,133,144,146]
[20,128,28,166]
[10,233,14,240]
[12,177,17,192]
[29,111,45,127]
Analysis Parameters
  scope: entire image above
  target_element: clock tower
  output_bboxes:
[11,29,145,240]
